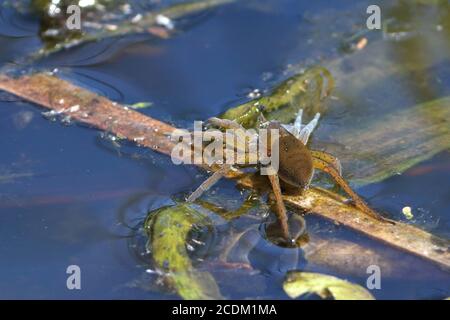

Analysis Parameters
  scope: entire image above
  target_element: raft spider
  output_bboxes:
[186,109,388,244]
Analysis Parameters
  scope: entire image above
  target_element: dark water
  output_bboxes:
[0,0,449,299]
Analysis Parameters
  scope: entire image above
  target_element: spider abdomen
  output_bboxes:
[277,126,314,189]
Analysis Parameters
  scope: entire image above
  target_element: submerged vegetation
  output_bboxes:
[145,204,223,300]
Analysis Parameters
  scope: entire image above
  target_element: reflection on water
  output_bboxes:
[0,0,449,299]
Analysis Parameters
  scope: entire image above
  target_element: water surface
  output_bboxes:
[0,0,449,299]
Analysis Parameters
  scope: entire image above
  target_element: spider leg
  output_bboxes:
[207,117,245,130]
[293,109,303,137]
[310,150,342,176]
[186,164,231,202]
[257,111,268,125]
[298,112,320,144]
[267,174,291,242]
[207,117,257,155]
[312,157,394,224]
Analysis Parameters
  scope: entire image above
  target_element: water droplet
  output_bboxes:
[131,14,143,24]
[156,14,174,30]
[61,115,72,125]
[247,89,261,99]
[261,72,273,82]
[191,238,205,246]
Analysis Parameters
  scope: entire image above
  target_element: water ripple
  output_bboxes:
[0,6,37,38]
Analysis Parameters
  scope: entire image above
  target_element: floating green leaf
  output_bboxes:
[283,271,375,300]
[221,66,334,128]
[127,102,153,109]
[145,203,223,300]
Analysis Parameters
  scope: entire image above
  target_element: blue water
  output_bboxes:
[0,0,449,299]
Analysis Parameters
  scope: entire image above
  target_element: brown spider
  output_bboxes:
[186,109,389,244]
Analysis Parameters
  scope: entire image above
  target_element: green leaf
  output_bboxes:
[283,271,375,300]
[221,66,334,128]
[127,102,153,109]
[145,203,223,300]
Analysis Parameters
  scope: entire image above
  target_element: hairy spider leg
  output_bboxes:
[267,174,291,242]
[310,150,342,176]
[207,117,245,130]
[312,157,393,224]
[207,117,258,162]
[186,164,232,202]
[297,112,320,145]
